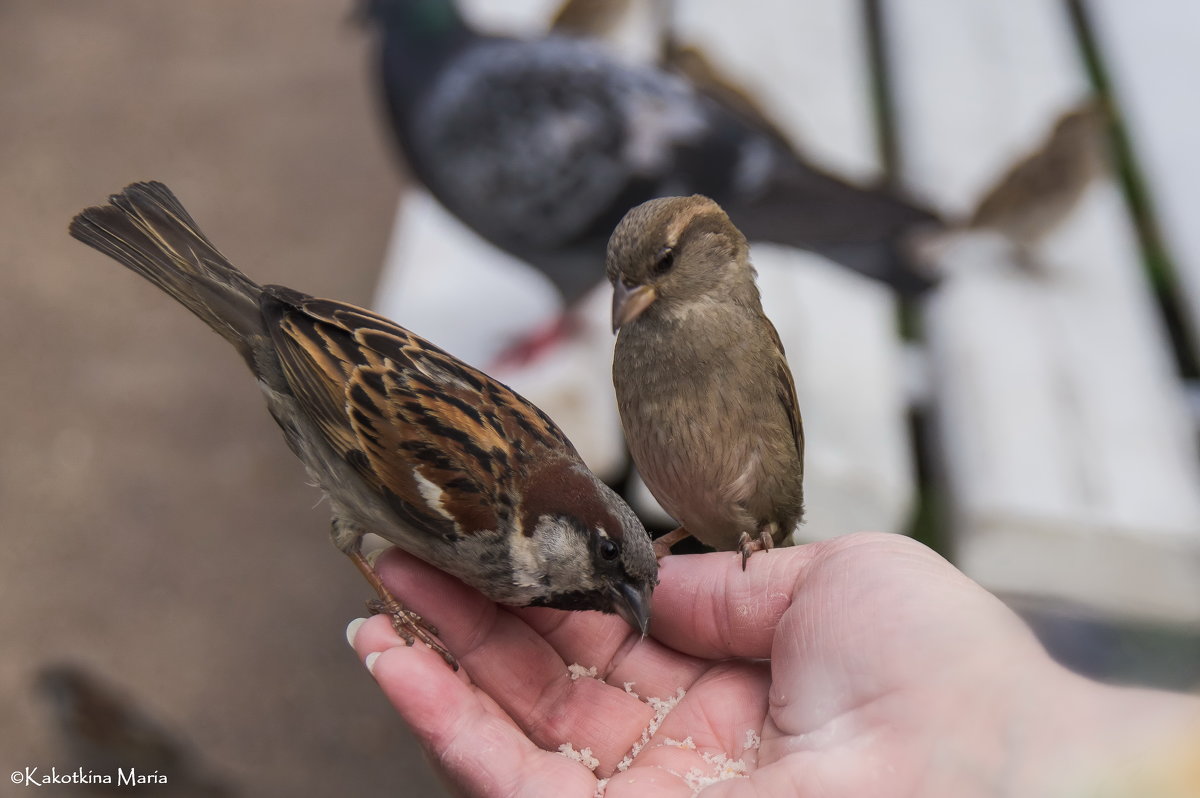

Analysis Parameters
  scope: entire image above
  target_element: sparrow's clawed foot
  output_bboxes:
[738,527,775,570]
[365,596,457,670]
[350,548,458,670]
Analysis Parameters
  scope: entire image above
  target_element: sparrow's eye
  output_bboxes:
[598,537,620,561]
[652,247,675,276]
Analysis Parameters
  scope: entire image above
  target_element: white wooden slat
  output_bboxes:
[671,0,882,183]
[461,0,563,37]
[756,249,915,541]
[888,0,1091,218]
[373,192,560,369]
[651,0,915,540]
[1084,0,1200,360]
[885,0,1200,620]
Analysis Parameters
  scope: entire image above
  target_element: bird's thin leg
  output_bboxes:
[489,313,579,371]
[652,526,692,558]
[346,548,459,671]
[737,524,776,570]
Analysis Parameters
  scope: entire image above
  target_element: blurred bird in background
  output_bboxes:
[36,664,233,797]
[967,100,1111,264]
[909,98,1112,275]
[358,0,941,360]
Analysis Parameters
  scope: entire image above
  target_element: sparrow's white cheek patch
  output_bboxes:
[508,527,543,588]
[511,516,601,592]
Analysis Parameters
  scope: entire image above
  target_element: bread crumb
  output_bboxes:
[567,663,599,681]
[593,778,608,798]
[744,729,761,750]
[615,687,686,771]
[557,742,600,771]
[663,736,696,749]
[622,681,639,699]
[684,750,750,793]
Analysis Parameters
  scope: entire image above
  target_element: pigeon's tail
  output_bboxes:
[738,158,941,246]
[730,161,943,294]
[69,181,268,371]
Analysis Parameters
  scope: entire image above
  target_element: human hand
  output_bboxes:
[348,532,1200,797]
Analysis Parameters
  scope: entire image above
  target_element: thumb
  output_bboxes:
[648,545,824,659]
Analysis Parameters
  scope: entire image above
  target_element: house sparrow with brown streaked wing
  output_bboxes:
[69,182,657,669]
[608,195,804,566]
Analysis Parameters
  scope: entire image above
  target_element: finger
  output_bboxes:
[513,606,709,701]
[374,548,656,774]
[352,614,529,739]
[353,613,475,687]
[649,547,823,659]
[604,766,694,797]
[361,638,598,797]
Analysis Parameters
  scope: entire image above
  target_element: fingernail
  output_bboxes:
[346,617,368,648]
[364,651,381,675]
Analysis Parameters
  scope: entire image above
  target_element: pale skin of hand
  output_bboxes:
[349,533,1200,797]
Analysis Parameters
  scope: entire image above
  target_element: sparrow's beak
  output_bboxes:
[612,581,652,637]
[611,281,658,333]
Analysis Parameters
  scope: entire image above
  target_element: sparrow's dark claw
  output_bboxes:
[737,528,775,571]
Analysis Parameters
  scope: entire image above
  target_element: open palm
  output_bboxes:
[351,533,1061,797]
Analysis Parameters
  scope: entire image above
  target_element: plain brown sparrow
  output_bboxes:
[608,195,804,566]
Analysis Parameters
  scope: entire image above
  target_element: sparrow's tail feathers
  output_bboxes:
[69,181,267,369]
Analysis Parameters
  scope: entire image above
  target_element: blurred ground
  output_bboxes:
[0,2,448,794]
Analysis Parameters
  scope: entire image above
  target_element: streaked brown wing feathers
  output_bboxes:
[264,289,571,536]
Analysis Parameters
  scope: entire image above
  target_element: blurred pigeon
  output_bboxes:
[360,0,941,306]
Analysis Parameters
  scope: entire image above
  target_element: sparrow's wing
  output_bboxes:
[261,286,572,537]
[766,321,804,471]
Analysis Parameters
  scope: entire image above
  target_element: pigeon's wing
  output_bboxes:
[411,37,717,250]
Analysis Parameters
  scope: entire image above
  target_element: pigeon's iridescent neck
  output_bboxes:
[366,0,466,40]
[372,0,476,120]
